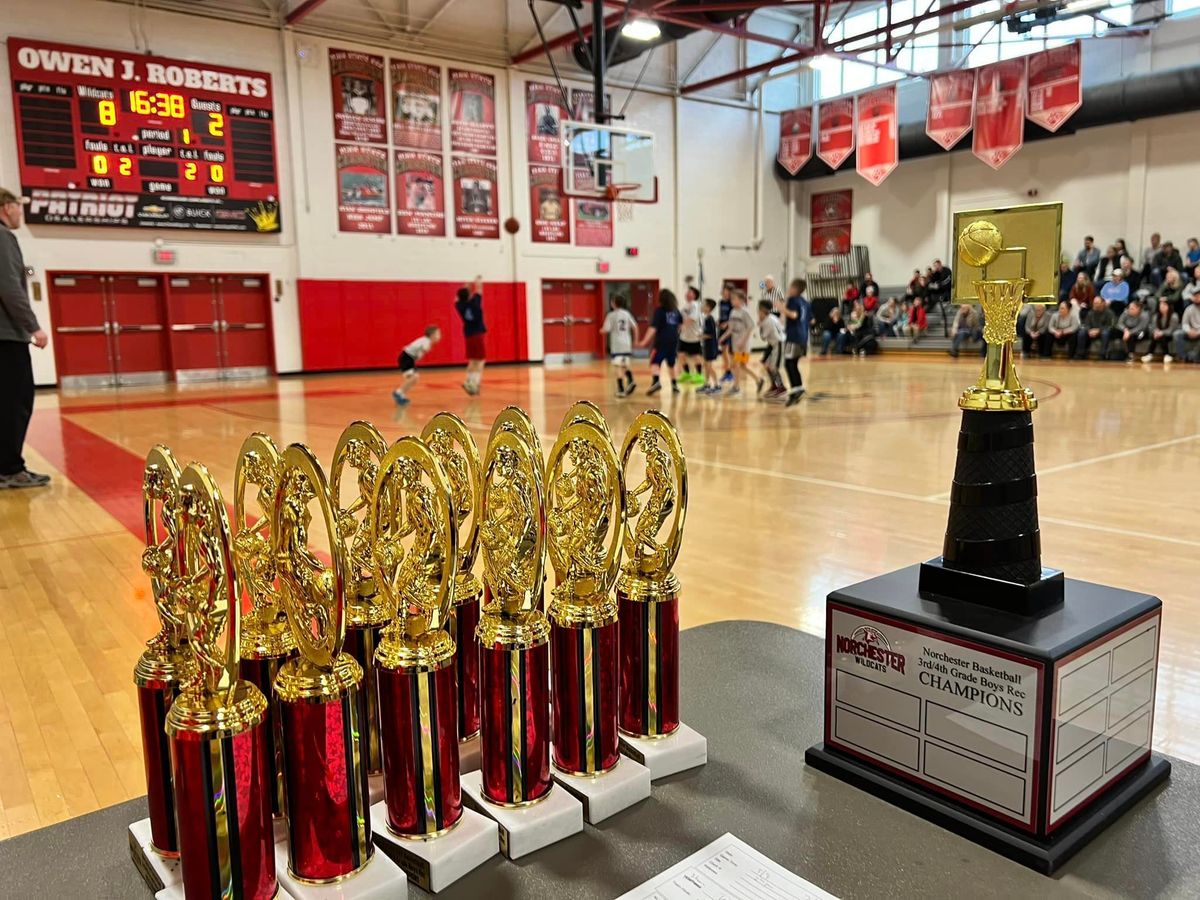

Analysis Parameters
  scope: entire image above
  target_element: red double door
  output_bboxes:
[542,280,605,362]
[49,272,273,387]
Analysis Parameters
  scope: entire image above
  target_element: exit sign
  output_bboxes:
[152,248,177,265]
[596,261,610,274]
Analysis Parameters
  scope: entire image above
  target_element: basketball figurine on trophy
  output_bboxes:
[806,204,1169,874]
[616,411,706,778]
[233,433,296,833]
[422,412,485,773]
[332,422,392,803]
[272,444,403,897]
[130,446,196,893]
[460,415,584,859]
[368,437,500,892]
[547,414,652,822]
[164,461,278,900]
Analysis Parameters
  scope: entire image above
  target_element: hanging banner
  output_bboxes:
[526,82,567,166]
[570,87,611,123]
[817,99,855,170]
[574,199,613,248]
[810,189,852,256]
[336,144,390,233]
[973,58,1027,170]
[452,155,499,239]
[394,151,446,237]
[778,107,813,176]
[1027,41,1082,132]
[390,59,442,150]
[926,70,975,151]
[855,85,898,186]
[329,49,386,144]
[529,165,569,244]
[449,69,497,156]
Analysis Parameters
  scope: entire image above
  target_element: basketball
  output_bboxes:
[503,216,520,234]
[958,219,1004,267]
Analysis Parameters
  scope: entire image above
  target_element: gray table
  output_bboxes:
[2,621,1195,899]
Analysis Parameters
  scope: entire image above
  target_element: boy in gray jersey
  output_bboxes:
[601,294,639,396]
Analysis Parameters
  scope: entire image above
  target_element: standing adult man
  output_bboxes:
[926,258,953,335]
[0,188,49,488]
[1074,235,1100,274]
[455,276,487,395]
[761,274,784,310]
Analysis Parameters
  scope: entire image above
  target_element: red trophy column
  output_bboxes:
[452,582,482,741]
[616,581,681,737]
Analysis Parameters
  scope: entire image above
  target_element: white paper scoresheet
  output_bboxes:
[617,833,838,900]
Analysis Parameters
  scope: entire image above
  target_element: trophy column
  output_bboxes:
[168,462,277,900]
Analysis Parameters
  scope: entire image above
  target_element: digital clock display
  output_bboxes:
[7,37,281,232]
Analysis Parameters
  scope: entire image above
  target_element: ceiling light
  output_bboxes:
[622,18,662,41]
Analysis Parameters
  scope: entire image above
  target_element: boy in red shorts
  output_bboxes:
[456,276,487,395]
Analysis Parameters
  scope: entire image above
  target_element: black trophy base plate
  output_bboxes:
[919,556,1065,616]
[805,742,1171,875]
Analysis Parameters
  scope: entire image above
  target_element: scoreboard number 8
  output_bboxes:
[98,100,117,126]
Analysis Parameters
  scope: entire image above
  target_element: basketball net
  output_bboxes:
[606,183,639,223]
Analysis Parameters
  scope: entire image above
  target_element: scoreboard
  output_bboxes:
[7,38,281,233]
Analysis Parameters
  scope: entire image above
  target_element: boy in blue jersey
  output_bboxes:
[718,283,734,383]
[698,297,721,394]
[780,278,810,406]
[638,288,683,395]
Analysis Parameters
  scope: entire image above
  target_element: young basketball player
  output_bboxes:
[722,289,757,396]
[678,286,705,385]
[698,297,721,394]
[638,288,683,395]
[601,295,639,397]
[393,325,441,406]
[757,300,786,398]
[455,276,486,395]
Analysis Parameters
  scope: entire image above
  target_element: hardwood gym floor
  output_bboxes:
[0,354,1196,838]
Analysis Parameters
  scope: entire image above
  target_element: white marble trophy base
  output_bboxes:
[274,816,290,844]
[369,802,498,892]
[619,723,708,780]
[274,844,406,899]
[368,772,386,806]
[458,733,481,773]
[129,818,181,892]
[551,756,651,824]
[460,770,583,860]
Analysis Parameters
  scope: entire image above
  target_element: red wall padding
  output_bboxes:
[298,279,529,371]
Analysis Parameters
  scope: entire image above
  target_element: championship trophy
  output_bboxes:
[460,416,584,859]
[368,437,499,891]
[331,421,391,798]
[560,399,610,436]
[422,413,485,773]
[615,412,707,778]
[272,443,402,896]
[805,203,1170,874]
[546,415,652,823]
[164,462,277,900]
[233,433,296,827]
[488,405,545,477]
[130,446,195,893]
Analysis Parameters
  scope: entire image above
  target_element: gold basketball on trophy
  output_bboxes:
[958,219,1004,268]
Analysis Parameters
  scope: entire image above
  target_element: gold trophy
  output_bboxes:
[421,413,485,749]
[615,411,706,779]
[131,445,195,889]
[233,433,296,820]
[331,421,392,779]
[560,399,611,437]
[166,461,277,900]
[488,405,544,477]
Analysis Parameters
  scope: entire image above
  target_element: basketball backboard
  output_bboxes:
[562,120,657,203]
[951,202,1063,304]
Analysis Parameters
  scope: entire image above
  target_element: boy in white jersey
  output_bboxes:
[601,295,639,396]
[757,300,786,398]
[392,324,441,406]
[678,285,705,385]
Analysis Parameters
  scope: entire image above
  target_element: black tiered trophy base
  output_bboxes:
[805,564,1170,875]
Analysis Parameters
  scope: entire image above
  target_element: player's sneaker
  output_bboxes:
[392,389,408,406]
[785,388,806,407]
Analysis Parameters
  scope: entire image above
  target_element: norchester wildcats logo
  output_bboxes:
[836,625,906,675]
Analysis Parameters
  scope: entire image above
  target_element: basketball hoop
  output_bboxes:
[606,182,640,223]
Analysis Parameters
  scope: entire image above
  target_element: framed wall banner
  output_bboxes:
[926,70,976,151]
[529,165,569,244]
[526,81,567,166]
[451,155,499,239]
[810,189,852,256]
[449,69,496,156]
[574,198,613,248]
[336,143,390,233]
[390,58,442,150]
[329,49,385,144]
[394,151,445,237]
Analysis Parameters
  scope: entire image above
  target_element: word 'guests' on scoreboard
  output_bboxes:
[7,38,281,233]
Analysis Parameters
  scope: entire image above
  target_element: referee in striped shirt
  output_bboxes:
[761,274,785,309]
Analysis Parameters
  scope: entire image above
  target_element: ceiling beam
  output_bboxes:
[601,1,810,52]
[510,8,627,65]
[286,0,332,25]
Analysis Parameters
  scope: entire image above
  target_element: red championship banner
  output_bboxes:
[926,70,975,151]
[574,199,613,248]
[336,144,390,233]
[817,99,854,170]
[526,82,567,165]
[529,165,569,244]
[329,49,385,144]
[395,151,445,237]
[451,155,499,239]
[449,69,496,156]
[973,58,1027,170]
[1027,41,1082,132]
[810,189,852,256]
[855,85,898,186]
[390,59,442,150]
[778,107,813,175]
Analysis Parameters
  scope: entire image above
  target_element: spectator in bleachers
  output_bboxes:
[1116,299,1151,362]
[1183,266,1200,303]
[1057,261,1074,303]
[1142,298,1179,363]
[1100,269,1129,314]
[1140,233,1161,276]
[1077,296,1116,359]
[1156,267,1185,314]
[862,284,879,312]
[1069,271,1096,311]
[1023,304,1051,358]
[819,306,847,356]
[854,310,880,356]
[948,304,980,358]
[1115,238,1129,260]
[1095,245,1120,283]
[860,272,879,299]
[1186,238,1200,271]
[927,259,952,309]
[845,300,866,353]
[1150,241,1183,287]
[876,297,900,337]
[1121,255,1141,293]
[905,274,927,306]
[1173,291,1200,362]
[840,280,859,318]
[1074,236,1100,273]
[906,297,927,341]
[1049,300,1080,357]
